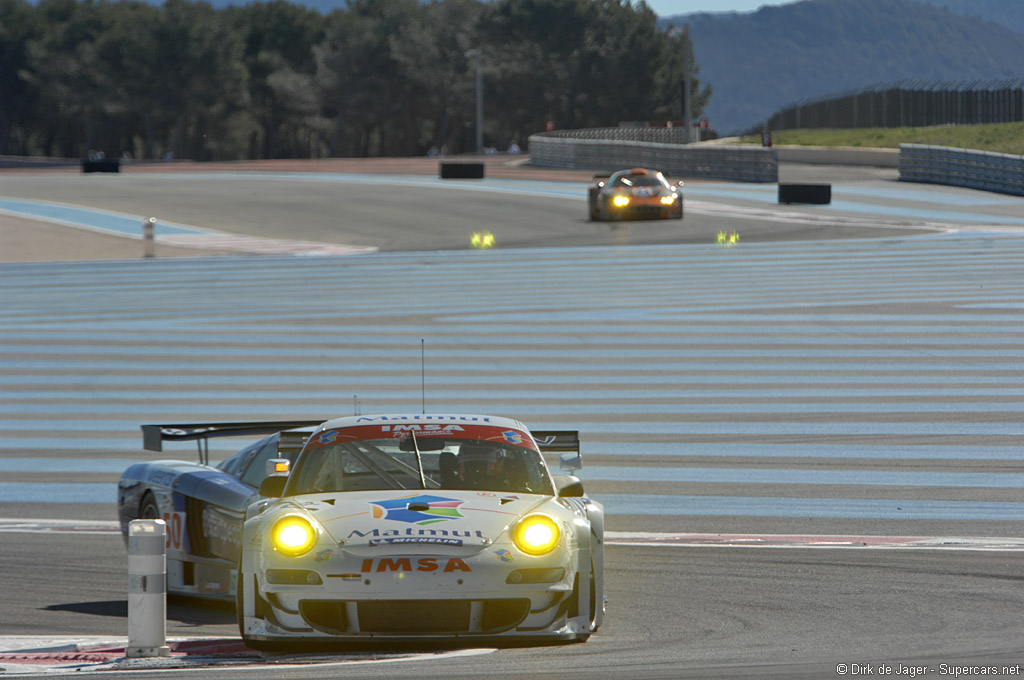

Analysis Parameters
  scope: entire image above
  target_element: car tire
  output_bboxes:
[236,568,246,637]
[139,492,160,520]
[588,556,600,634]
[236,568,264,650]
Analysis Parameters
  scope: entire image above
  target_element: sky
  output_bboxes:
[645,0,798,16]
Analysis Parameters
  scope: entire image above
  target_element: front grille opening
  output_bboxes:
[359,600,470,633]
[298,599,531,635]
[300,600,348,635]
[480,599,530,632]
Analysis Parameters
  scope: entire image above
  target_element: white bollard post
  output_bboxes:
[143,218,156,259]
[126,519,170,657]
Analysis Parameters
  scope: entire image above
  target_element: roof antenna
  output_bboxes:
[421,339,426,414]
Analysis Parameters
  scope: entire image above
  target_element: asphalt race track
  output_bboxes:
[1,161,1024,678]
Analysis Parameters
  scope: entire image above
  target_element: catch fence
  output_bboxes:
[528,133,777,182]
[749,80,1024,132]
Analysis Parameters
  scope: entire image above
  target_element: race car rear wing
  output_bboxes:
[141,420,325,465]
[532,431,578,453]
[533,430,583,471]
[141,421,582,468]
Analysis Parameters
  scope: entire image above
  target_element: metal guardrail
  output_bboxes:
[899,144,1024,197]
[528,134,778,183]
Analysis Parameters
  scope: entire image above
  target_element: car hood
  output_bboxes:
[282,489,553,557]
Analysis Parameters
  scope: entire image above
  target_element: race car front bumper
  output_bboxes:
[242,545,592,641]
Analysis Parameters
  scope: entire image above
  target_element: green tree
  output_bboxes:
[6,0,712,160]
[481,0,596,141]
[658,23,712,123]
[148,0,250,160]
[389,0,483,153]
[22,0,115,157]
[315,0,420,157]
[89,0,164,158]
[227,1,324,158]
[0,0,41,155]
[480,0,710,146]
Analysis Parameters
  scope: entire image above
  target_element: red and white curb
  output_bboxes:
[0,637,493,674]
[0,637,252,674]
[605,532,1024,551]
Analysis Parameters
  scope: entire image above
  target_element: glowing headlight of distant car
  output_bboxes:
[512,514,560,556]
[660,195,676,205]
[612,195,630,208]
[270,515,317,557]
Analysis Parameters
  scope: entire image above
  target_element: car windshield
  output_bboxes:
[287,436,554,496]
[613,174,665,188]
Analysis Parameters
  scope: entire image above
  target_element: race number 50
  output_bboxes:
[162,512,184,551]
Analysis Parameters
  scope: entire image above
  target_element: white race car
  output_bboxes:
[238,414,604,647]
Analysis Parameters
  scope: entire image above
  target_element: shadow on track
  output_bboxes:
[43,596,235,627]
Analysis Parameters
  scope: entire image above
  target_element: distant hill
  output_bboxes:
[660,0,1024,134]
[914,0,1024,36]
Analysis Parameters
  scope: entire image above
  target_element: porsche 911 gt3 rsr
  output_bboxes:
[240,414,604,646]
[588,167,683,221]
[118,414,604,646]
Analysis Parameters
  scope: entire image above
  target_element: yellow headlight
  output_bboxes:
[270,516,317,557]
[512,514,560,556]
[612,195,630,208]
[660,195,676,205]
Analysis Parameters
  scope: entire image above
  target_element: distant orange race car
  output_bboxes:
[587,167,683,221]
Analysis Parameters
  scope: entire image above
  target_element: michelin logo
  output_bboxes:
[369,537,464,547]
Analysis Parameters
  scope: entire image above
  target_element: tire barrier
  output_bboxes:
[82,159,120,173]
[528,133,778,183]
[778,183,832,205]
[439,162,485,179]
[899,144,1024,197]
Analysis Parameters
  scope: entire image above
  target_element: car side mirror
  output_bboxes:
[259,475,287,498]
[555,475,585,498]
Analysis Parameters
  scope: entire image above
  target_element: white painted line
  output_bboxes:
[0,198,379,257]
[684,199,954,232]
[0,519,120,534]
[157,234,377,256]
[606,531,1024,551]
